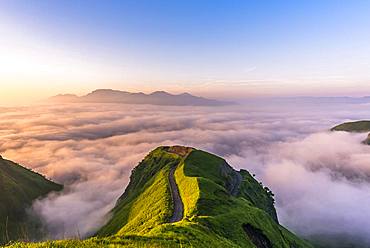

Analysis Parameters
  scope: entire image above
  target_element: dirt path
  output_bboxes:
[168,164,184,223]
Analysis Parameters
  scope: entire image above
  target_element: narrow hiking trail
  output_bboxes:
[165,146,192,223]
[168,164,184,223]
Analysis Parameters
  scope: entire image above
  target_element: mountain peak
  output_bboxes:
[331,120,370,132]
[331,120,370,145]
[179,92,192,97]
[163,145,193,157]
[4,146,311,247]
[96,146,312,247]
[88,89,130,95]
[150,90,171,96]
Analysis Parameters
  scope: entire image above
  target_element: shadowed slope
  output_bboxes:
[0,156,62,244]
[8,146,311,247]
[331,120,370,132]
[331,120,370,145]
[95,146,311,247]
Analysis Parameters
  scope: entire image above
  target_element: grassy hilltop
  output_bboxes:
[7,146,312,247]
[331,120,370,132]
[331,120,370,144]
[0,156,62,244]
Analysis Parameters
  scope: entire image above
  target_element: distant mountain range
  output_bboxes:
[48,89,233,106]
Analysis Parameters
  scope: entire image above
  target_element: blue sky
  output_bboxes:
[1,0,370,102]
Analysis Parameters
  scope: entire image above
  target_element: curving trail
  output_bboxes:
[168,164,184,223]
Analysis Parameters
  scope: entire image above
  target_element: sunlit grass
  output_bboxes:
[7,147,313,247]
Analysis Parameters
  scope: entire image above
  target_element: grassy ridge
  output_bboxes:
[331,120,370,132]
[174,161,199,218]
[331,120,370,145]
[0,157,62,244]
[176,150,312,247]
[97,148,181,236]
[7,146,312,247]
[238,169,278,222]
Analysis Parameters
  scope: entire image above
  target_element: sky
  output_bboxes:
[1,0,370,103]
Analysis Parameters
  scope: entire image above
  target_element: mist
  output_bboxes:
[1,100,370,245]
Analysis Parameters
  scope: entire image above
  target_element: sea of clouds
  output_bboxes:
[1,101,370,244]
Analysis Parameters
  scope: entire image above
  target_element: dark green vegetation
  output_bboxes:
[331,120,370,132]
[0,156,62,244]
[331,120,370,145]
[8,146,312,247]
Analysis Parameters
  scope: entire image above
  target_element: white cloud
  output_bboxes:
[1,102,370,245]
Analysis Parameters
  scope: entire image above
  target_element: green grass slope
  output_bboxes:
[331,120,370,132]
[98,146,312,247]
[97,147,180,236]
[8,146,312,247]
[331,120,370,145]
[0,156,63,244]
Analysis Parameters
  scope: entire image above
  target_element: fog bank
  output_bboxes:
[1,101,370,244]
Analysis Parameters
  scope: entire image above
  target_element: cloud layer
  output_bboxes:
[1,101,370,244]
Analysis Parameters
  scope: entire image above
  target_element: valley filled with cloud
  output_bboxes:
[1,101,370,244]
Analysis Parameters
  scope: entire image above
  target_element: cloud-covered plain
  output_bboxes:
[1,101,370,245]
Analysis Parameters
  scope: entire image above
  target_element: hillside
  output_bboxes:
[331,120,370,132]
[331,120,370,145]
[0,156,63,244]
[8,146,312,247]
[48,89,233,106]
[95,146,310,247]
